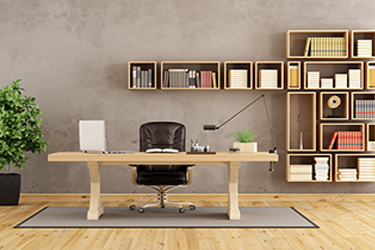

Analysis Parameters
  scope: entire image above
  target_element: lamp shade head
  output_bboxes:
[203,125,218,131]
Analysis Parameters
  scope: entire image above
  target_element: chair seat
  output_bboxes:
[136,171,187,185]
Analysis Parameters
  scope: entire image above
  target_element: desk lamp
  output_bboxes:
[203,94,277,171]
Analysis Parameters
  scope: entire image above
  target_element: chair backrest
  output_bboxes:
[139,122,186,152]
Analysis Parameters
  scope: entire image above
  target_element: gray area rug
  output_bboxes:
[15,206,318,228]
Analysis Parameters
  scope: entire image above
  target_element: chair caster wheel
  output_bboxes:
[189,205,196,211]
[179,208,185,214]
[139,208,145,213]
[129,205,136,211]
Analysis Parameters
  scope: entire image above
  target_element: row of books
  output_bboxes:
[132,67,153,88]
[306,69,361,89]
[357,157,375,181]
[356,39,373,57]
[228,69,248,88]
[327,131,363,150]
[288,65,299,88]
[259,69,278,88]
[368,65,375,88]
[314,157,329,181]
[163,69,217,88]
[304,37,346,57]
[354,99,375,118]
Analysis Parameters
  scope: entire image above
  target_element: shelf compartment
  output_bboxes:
[224,61,253,90]
[319,123,365,152]
[366,61,375,90]
[286,61,301,90]
[254,61,284,90]
[286,92,316,152]
[350,30,375,59]
[286,30,349,59]
[335,154,375,182]
[286,154,332,182]
[351,92,375,120]
[366,124,375,152]
[319,92,349,120]
[128,61,157,90]
[161,61,220,90]
[303,61,363,90]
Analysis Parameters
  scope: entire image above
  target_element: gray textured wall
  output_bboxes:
[1,0,375,193]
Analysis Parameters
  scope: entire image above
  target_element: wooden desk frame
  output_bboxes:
[48,152,278,221]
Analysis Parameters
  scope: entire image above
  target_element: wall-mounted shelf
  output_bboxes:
[366,124,375,152]
[366,61,375,90]
[319,92,349,121]
[350,30,375,59]
[224,61,253,90]
[128,61,157,90]
[335,154,375,182]
[254,61,284,90]
[286,154,332,182]
[286,61,301,90]
[351,92,375,120]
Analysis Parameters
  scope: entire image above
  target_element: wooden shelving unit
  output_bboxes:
[286,154,332,182]
[224,61,253,90]
[286,61,301,90]
[350,30,375,59]
[160,61,220,90]
[128,61,157,90]
[286,30,349,59]
[335,154,375,182]
[351,92,375,120]
[366,61,375,90]
[286,92,316,152]
[254,61,284,90]
[303,61,363,90]
[319,92,349,120]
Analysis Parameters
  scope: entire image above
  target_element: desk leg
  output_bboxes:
[227,162,241,220]
[87,162,103,220]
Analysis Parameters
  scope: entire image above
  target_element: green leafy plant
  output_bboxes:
[0,79,48,174]
[233,129,258,143]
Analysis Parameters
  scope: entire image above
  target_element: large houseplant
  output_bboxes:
[0,79,48,205]
[233,128,258,152]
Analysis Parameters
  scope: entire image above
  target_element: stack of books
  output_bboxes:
[337,168,357,181]
[132,67,153,88]
[354,99,375,118]
[288,65,299,88]
[368,141,375,151]
[321,78,333,89]
[259,69,278,88]
[358,158,375,181]
[368,65,375,88]
[335,73,348,88]
[348,69,361,89]
[314,157,329,181]
[228,69,248,88]
[307,71,320,88]
[356,39,373,57]
[290,165,313,181]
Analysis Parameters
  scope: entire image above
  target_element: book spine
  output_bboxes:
[327,131,338,150]
[132,66,137,88]
[148,69,152,88]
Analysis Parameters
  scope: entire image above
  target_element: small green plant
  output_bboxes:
[233,129,258,143]
[0,79,48,174]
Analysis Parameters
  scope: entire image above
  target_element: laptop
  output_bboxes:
[79,120,134,154]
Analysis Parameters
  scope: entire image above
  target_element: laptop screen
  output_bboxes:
[79,120,106,152]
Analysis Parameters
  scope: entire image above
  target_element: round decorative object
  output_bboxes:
[327,95,341,109]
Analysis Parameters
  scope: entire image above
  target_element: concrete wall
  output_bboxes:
[1,0,375,193]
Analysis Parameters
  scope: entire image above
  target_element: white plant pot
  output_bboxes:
[233,142,258,153]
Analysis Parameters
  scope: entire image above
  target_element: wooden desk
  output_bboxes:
[48,152,278,220]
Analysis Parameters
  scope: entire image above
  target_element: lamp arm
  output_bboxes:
[262,95,277,154]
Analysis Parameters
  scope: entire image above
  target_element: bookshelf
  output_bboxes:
[286,30,349,59]
[254,61,284,90]
[350,30,375,59]
[319,92,349,120]
[366,124,375,152]
[160,61,220,90]
[366,61,375,90]
[335,154,375,182]
[351,92,375,120]
[224,61,253,90]
[286,154,332,182]
[286,61,301,90]
[128,61,157,90]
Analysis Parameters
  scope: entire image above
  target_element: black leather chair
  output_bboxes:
[129,121,196,213]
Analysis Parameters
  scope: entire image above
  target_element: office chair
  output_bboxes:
[129,121,196,213]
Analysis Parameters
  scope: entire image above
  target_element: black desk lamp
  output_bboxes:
[203,94,277,171]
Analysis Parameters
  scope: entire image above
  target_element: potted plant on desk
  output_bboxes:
[0,79,48,205]
[233,128,258,153]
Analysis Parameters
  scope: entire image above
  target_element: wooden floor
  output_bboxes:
[1,193,375,250]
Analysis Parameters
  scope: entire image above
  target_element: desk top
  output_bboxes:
[48,152,278,165]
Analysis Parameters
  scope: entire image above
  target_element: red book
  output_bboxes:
[337,131,342,150]
[327,132,338,149]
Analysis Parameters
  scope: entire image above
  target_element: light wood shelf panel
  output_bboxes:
[224,61,253,90]
[286,61,301,90]
[254,61,284,90]
[286,154,332,182]
[161,61,220,90]
[365,61,375,90]
[350,30,375,59]
[335,154,375,182]
[319,123,365,152]
[319,92,349,120]
[128,61,157,90]
[351,92,375,120]
[303,61,364,90]
[286,30,349,59]
[286,92,316,152]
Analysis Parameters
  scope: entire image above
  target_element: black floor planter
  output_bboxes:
[0,173,21,205]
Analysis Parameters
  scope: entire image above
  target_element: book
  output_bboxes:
[132,66,137,88]
[145,148,179,153]
[327,132,338,149]
[304,37,311,56]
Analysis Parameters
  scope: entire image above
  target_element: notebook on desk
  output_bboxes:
[79,120,134,154]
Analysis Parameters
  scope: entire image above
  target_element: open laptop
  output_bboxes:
[79,120,134,154]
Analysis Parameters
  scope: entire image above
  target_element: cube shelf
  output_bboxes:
[335,154,375,182]
[286,61,301,90]
[351,92,375,120]
[128,61,157,90]
[350,30,375,59]
[224,61,253,90]
[286,154,332,182]
[319,92,349,121]
[254,61,284,90]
